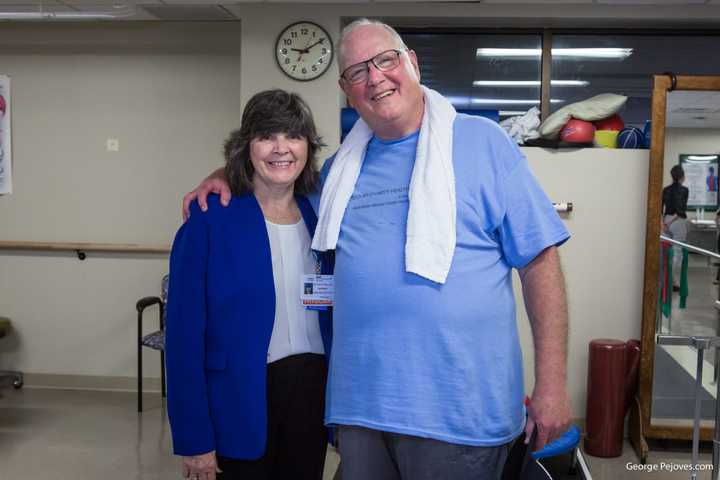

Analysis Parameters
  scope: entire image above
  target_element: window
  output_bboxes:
[551,34,720,127]
[400,28,720,125]
[402,32,542,119]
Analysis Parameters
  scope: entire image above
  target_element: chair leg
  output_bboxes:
[138,311,143,413]
[160,351,166,398]
[160,302,166,399]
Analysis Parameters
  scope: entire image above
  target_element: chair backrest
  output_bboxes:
[161,275,169,323]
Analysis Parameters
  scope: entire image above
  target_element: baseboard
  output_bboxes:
[21,373,162,392]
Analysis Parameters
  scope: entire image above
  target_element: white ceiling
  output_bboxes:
[0,0,719,15]
[667,90,720,128]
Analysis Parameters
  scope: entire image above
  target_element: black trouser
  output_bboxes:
[218,353,328,480]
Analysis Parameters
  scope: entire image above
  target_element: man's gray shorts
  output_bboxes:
[337,425,512,480]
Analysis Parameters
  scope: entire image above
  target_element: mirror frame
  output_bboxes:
[634,75,720,457]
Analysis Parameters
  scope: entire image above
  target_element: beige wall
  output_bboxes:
[0,8,664,419]
[519,147,648,417]
[0,22,242,382]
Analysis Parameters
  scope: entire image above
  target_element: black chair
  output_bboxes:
[0,317,23,389]
[135,276,167,412]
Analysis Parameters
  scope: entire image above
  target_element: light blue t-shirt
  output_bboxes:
[319,114,570,446]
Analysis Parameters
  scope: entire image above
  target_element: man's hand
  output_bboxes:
[182,167,231,221]
[524,387,572,451]
[182,451,222,480]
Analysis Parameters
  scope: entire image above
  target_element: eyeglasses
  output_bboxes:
[340,49,405,85]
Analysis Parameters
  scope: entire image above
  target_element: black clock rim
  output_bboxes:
[274,20,334,82]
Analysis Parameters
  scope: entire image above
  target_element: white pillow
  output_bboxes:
[540,93,627,139]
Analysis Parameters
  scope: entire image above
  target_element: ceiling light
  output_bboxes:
[471,99,564,105]
[473,80,589,87]
[476,48,633,59]
[687,155,719,161]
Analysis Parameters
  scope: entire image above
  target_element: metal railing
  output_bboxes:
[658,234,720,479]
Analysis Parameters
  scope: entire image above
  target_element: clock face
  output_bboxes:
[275,22,333,82]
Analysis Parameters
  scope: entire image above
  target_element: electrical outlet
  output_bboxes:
[106,139,119,152]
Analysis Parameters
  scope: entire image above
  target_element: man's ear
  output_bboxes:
[407,50,421,81]
[339,78,349,97]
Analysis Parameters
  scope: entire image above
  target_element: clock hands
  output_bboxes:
[304,38,326,52]
[290,38,326,56]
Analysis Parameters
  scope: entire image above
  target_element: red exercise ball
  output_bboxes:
[560,118,596,143]
[0,94,5,115]
[594,114,624,132]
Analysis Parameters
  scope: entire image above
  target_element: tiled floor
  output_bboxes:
[582,439,715,480]
[0,387,716,480]
[0,387,339,480]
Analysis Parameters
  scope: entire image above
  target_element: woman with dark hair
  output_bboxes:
[662,164,689,289]
[166,89,332,480]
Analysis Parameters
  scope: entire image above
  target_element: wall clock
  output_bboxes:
[275,21,333,81]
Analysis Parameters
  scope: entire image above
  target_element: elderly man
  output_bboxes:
[183,18,571,480]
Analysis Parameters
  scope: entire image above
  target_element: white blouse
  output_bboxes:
[265,218,325,364]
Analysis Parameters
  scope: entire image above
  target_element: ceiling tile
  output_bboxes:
[594,0,707,4]
[482,0,592,3]
[0,3,70,10]
[0,0,62,5]
[375,0,457,3]
[159,0,226,4]
[60,0,161,5]
[267,0,366,3]
[142,3,235,19]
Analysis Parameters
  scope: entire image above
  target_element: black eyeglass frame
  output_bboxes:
[340,49,407,84]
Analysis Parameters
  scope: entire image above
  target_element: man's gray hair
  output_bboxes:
[336,18,407,70]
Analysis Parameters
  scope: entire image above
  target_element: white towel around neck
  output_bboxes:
[311,86,457,284]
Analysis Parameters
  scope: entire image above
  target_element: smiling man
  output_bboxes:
[183,18,571,480]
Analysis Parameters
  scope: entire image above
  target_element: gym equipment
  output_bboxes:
[585,339,641,457]
[618,127,644,149]
[559,118,595,144]
[643,120,652,148]
[502,424,587,480]
[594,130,619,148]
[594,114,624,132]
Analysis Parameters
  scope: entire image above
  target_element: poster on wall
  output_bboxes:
[679,154,720,210]
[0,75,11,195]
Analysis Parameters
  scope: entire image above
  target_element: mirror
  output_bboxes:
[633,75,720,461]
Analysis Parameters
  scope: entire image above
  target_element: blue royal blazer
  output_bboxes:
[166,193,333,460]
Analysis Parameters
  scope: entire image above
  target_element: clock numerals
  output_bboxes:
[276,22,333,81]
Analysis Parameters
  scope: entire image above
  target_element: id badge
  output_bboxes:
[301,274,334,311]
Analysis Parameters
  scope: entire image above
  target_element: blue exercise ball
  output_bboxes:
[618,126,644,149]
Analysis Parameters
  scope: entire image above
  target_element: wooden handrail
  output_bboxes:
[0,240,170,259]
